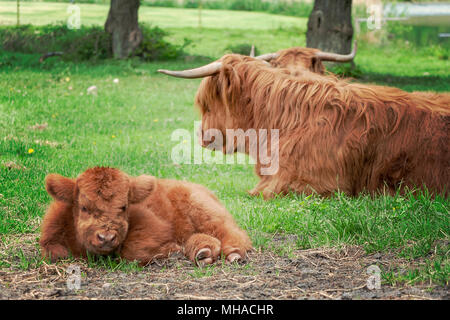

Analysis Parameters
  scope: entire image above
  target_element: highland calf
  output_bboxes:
[159,54,450,199]
[40,167,252,265]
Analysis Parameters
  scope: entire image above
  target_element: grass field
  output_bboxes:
[0,1,305,29]
[0,1,449,289]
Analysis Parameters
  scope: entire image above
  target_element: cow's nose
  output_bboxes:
[97,232,116,246]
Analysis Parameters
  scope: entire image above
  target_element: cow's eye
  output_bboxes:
[81,206,88,213]
[120,206,127,212]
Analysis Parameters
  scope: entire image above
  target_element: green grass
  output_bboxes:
[15,0,314,18]
[85,253,144,272]
[383,243,449,286]
[0,1,305,30]
[0,2,449,286]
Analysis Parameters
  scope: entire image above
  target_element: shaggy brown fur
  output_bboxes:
[195,54,450,198]
[40,167,252,265]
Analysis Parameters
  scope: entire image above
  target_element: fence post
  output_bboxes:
[198,0,202,30]
[17,0,20,26]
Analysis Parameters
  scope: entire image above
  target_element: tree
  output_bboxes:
[306,0,353,54]
[105,0,142,59]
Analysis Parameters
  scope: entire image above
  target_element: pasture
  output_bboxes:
[0,1,449,299]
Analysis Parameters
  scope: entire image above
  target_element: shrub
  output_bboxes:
[224,43,259,56]
[0,23,188,61]
[331,63,363,79]
[134,25,191,60]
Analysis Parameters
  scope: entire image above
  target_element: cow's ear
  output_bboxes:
[45,174,75,203]
[129,175,156,204]
[311,57,324,74]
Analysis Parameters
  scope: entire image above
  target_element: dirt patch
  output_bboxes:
[28,123,48,131]
[2,161,26,171]
[0,234,447,300]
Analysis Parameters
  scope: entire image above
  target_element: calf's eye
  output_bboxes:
[120,206,127,212]
[81,206,88,213]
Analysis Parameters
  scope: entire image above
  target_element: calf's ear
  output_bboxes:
[45,174,75,203]
[129,175,156,204]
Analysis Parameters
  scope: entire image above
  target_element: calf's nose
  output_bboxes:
[97,232,116,246]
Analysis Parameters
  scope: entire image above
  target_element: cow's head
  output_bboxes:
[256,41,357,75]
[45,167,155,255]
[159,55,268,154]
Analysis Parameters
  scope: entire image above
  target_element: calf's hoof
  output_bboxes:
[195,248,215,266]
[226,252,242,263]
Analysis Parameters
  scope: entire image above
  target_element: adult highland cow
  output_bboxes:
[159,54,449,199]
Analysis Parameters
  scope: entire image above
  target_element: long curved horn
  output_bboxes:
[315,40,358,62]
[255,52,279,62]
[158,61,222,79]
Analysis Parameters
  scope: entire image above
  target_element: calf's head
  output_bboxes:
[45,167,155,255]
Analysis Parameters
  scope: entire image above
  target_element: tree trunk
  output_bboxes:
[105,0,142,59]
[306,0,353,54]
